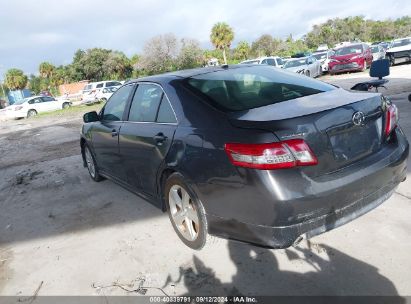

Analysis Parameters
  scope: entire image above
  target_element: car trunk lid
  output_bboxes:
[228,89,384,176]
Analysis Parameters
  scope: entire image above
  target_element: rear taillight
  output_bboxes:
[384,104,398,137]
[224,139,318,170]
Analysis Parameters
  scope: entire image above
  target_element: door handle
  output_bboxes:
[111,129,118,137]
[153,133,167,143]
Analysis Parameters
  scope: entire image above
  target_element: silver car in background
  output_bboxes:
[282,56,322,77]
[371,45,385,61]
[240,56,284,68]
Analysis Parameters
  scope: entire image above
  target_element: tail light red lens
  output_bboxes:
[384,104,398,137]
[224,139,318,170]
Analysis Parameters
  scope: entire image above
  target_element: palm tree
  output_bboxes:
[210,22,234,65]
[39,62,55,78]
[4,69,28,90]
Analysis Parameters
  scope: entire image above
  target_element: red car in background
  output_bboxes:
[328,43,373,75]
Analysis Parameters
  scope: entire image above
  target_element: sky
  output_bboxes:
[0,0,410,76]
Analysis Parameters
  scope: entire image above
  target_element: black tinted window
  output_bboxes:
[102,84,133,121]
[185,66,334,112]
[157,95,176,123]
[42,96,55,102]
[128,84,162,122]
[106,81,121,87]
[96,83,104,88]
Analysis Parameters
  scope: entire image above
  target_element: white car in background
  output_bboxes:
[240,56,284,68]
[386,37,411,65]
[81,80,122,101]
[282,56,322,77]
[370,44,385,61]
[312,50,334,72]
[5,96,71,119]
[95,87,117,102]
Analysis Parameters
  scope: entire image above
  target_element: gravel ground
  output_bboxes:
[0,65,411,297]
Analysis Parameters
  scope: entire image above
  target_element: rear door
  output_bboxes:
[119,83,177,195]
[41,96,60,111]
[91,83,135,180]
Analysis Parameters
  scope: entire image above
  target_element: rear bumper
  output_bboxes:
[208,183,399,248]
[205,130,409,248]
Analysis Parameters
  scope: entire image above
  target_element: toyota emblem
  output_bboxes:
[352,111,365,126]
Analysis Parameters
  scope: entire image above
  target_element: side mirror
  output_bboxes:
[83,111,100,123]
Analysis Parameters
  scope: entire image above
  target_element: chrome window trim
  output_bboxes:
[127,81,179,125]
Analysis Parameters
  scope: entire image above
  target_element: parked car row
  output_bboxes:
[239,37,411,78]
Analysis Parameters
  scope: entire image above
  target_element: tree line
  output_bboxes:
[1,15,410,96]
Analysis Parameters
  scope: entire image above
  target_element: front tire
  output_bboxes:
[305,70,311,77]
[84,145,103,182]
[165,173,208,250]
[62,102,70,109]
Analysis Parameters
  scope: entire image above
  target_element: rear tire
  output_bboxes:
[305,70,311,77]
[165,173,208,250]
[27,109,37,118]
[84,145,104,182]
[62,102,70,109]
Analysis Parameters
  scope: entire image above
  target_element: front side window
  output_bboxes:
[102,84,134,121]
[128,84,163,122]
[184,65,335,112]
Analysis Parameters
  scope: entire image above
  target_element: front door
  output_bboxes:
[119,83,177,195]
[91,83,135,180]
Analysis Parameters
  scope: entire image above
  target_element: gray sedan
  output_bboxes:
[283,56,322,77]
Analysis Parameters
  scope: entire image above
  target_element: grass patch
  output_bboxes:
[33,103,104,119]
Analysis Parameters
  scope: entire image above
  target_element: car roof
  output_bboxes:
[128,65,261,83]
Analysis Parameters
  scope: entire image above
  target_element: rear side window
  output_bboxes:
[128,84,163,122]
[157,95,176,123]
[96,83,104,88]
[185,66,335,112]
[266,58,276,66]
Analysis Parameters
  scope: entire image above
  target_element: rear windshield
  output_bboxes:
[184,66,335,112]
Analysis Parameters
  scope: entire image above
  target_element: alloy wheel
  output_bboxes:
[85,147,96,178]
[168,185,200,241]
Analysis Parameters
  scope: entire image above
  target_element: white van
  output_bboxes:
[81,80,122,100]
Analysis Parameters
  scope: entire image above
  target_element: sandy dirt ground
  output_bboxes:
[1,65,411,298]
